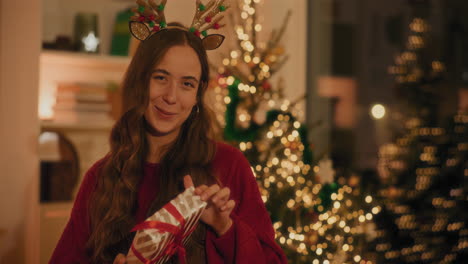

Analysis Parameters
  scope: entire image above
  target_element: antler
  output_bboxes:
[128,0,229,48]
[191,0,230,34]
[130,0,167,27]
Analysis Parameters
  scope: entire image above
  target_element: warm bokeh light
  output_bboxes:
[370,104,386,119]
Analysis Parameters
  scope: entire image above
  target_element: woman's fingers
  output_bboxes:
[194,185,234,212]
[221,199,236,212]
[199,184,220,201]
[183,175,194,189]
[211,187,230,205]
[194,184,208,195]
[113,253,126,264]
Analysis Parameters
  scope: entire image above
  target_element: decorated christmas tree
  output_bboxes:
[373,10,468,263]
[210,1,379,262]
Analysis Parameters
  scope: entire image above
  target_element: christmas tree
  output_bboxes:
[374,10,468,263]
[210,1,379,262]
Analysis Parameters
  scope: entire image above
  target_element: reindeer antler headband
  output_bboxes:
[129,0,230,50]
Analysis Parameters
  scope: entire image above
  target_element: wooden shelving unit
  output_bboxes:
[40,50,131,71]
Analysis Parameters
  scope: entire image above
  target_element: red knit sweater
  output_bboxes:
[49,142,287,263]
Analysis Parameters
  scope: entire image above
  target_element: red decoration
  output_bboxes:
[152,25,161,32]
[213,23,220,30]
[262,81,271,91]
[194,30,201,37]
[289,142,298,150]
[205,16,212,23]
[215,75,228,89]
[148,14,155,21]
[306,210,318,222]
[138,15,146,22]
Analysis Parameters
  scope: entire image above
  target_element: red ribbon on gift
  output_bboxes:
[130,202,195,264]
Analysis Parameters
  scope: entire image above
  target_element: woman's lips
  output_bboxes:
[154,106,177,119]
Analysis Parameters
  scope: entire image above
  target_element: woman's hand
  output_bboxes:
[113,253,126,264]
[184,175,235,236]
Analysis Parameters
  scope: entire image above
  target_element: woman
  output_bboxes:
[50,25,287,264]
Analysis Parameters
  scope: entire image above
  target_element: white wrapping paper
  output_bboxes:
[126,186,206,264]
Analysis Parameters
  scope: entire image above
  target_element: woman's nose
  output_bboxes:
[162,81,177,104]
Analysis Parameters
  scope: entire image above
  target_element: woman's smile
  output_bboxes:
[154,105,177,119]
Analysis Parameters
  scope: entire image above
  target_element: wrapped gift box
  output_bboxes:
[127,186,206,264]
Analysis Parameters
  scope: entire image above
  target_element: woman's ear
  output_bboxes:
[193,104,200,114]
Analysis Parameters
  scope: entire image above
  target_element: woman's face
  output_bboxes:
[144,45,201,138]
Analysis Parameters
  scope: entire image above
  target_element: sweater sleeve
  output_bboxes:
[49,159,103,264]
[205,147,288,264]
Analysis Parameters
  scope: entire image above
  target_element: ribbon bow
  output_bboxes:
[164,225,186,264]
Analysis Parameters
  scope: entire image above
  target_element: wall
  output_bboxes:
[265,0,308,120]
[0,0,41,263]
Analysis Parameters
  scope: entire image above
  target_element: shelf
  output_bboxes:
[40,50,132,71]
[39,50,129,120]
[40,119,115,131]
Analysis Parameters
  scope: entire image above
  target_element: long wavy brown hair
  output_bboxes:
[85,25,218,263]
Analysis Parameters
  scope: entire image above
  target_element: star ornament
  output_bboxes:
[318,158,335,184]
[81,31,100,52]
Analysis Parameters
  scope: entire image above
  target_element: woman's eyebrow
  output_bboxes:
[152,69,170,75]
[182,76,199,84]
[152,68,199,83]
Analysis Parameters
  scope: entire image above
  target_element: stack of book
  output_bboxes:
[53,82,113,125]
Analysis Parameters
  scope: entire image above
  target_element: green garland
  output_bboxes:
[314,182,340,213]
[224,79,260,142]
